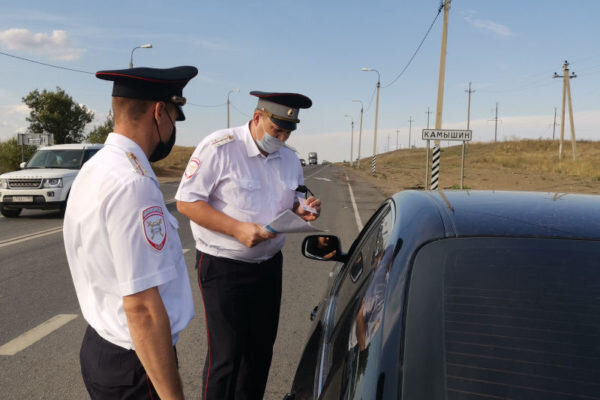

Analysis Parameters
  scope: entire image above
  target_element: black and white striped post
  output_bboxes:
[371,154,376,175]
[431,144,441,190]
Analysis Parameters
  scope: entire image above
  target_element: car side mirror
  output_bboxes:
[301,235,348,263]
[19,162,26,169]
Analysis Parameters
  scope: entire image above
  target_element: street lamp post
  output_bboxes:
[344,114,354,166]
[129,44,152,68]
[361,67,380,175]
[227,89,240,128]
[352,99,364,168]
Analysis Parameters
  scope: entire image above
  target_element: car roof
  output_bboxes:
[38,143,104,150]
[392,190,600,241]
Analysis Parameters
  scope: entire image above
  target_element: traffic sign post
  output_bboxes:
[422,129,472,190]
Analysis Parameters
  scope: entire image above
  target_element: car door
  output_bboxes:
[316,201,395,399]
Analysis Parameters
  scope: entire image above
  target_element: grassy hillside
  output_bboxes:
[151,145,195,178]
[343,139,600,196]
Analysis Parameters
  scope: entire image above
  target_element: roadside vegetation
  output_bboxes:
[342,139,600,196]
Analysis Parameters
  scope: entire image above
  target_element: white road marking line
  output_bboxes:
[0,226,63,249]
[183,248,191,254]
[314,177,331,182]
[346,175,363,231]
[304,166,324,180]
[0,314,78,356]
[165,198,176,205]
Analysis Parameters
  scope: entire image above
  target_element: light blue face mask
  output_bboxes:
[257,120,285,153]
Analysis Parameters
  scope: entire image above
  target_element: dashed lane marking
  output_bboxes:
[0,314,78,356]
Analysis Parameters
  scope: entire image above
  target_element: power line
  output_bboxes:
[188,102,226,108]
[0,50,94,75]
[229,101,252,118]
[382,3,444,88]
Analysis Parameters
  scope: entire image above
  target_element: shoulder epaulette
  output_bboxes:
[126,152,149,176]
[211,134,235,148]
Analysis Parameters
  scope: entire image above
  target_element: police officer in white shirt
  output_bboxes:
[176,91,321,399]
[63,66,197,400]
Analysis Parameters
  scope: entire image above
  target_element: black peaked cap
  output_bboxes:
[250,91,312,109]
[96,66,198,121]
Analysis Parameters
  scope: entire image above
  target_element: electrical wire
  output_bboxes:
[230,101,252,118]
[188,102,226,108]
[0,50,94,75]
[382,1,444,89]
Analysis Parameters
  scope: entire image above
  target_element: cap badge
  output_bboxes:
[287,108,294,117]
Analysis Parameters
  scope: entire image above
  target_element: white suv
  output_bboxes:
[0,143,103,217]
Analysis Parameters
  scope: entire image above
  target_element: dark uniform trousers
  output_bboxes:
[80,325,177,399]
[197,250,283,400]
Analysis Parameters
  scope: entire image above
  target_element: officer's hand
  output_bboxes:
[296,196,321,221]
[235,222,276,248]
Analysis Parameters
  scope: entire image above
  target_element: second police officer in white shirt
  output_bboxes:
[176,91,321,400]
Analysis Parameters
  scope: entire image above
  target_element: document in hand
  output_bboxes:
[264,209,323,234]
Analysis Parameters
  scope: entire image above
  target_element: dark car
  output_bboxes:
[286,190,600,400]
[300,158,307,167]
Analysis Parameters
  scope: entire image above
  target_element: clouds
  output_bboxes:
[0,28,85,60]
[464,15,514,38]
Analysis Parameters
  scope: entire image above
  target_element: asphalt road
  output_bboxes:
[0,164,385,399]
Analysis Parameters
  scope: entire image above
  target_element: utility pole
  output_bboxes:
[462,82,475,189]
[552,107,558,140]
[408,116,414,149]
[396,128,400,150]
[465,82,475,130]
[553,60,577,160]
[431,0,450,190]
[387,135,390,153]
[494,102,499,142]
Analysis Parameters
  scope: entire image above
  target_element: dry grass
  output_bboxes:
[151,145,194,178]
[341,139,600,196]
[153,140,600,195]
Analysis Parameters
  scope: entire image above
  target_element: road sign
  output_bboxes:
[17,133,54,146]
[422,129,472,141]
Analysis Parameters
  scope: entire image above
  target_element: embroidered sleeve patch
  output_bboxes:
[184,157,201,179]
[142,206,167,251]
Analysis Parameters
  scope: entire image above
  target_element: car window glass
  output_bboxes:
[316,204,395,398]
[403,238,600,400]
[83,149,99,164]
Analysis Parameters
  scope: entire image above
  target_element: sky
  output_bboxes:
[1,0,599,163]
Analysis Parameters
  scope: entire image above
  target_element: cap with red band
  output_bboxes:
[96,66,198,121]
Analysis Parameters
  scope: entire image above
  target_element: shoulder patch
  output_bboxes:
[142,206,167,251]
[184,157,201,179]
[211,134,234,148]
[126,152,148,176]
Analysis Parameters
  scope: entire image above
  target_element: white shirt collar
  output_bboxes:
[105,133,158,182]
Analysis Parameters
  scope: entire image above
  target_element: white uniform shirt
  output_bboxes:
[63,133,194,349]
[175,123,304,262]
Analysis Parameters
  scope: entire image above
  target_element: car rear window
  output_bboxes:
[402,237,600,400]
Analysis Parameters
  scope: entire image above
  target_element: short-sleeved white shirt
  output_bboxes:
[175,122,304,262]
[63,133,194,349]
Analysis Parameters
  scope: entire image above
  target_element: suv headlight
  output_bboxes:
[43,178,63,188]
[0,178,6,189]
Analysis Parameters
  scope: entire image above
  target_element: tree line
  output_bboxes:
[0,87,113,173]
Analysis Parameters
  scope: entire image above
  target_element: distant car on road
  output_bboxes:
[300,158,307,167]
[308,152,318,165]
[286,190,600,400]
[0,143,103,217]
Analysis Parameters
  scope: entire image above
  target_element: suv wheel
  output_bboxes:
[1,206,22,218]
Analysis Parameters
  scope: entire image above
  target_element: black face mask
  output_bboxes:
[149,110,176,162]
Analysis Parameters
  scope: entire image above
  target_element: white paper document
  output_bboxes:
[265,209,323,234]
